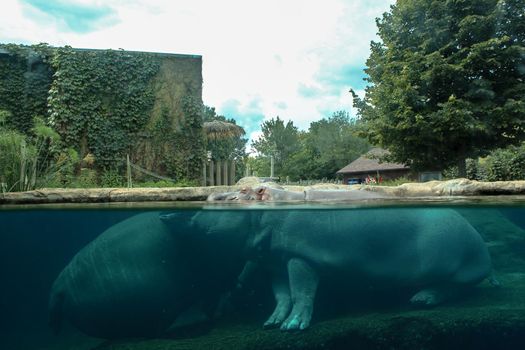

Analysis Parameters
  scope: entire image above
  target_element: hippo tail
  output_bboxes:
[48,289,65,335]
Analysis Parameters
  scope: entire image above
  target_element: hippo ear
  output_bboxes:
[254,186,266,200]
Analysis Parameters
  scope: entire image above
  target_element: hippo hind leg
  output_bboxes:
[410,284,473,307]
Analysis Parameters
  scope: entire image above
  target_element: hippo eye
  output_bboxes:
[256,188,265,195]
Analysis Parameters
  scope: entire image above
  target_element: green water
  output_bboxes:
[0,202,524,349]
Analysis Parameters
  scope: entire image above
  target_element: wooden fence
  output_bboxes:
[202,160,237,186]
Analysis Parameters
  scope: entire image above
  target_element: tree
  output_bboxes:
[251,116,300,176]
[351,0,525,176]
[302,111,370,179]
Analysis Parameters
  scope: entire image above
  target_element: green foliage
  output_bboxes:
[442,158,482,180]
[249,112,370,181]
[48,46,160,169]
[67,168,98,188]
[296,111,370,180]
[0,43,54,133]
[443,143,525,181]
[352,0,525,175]
[0,113,75,192]
[482,144,525,181]
[100,168,125,188]
[0,127,33,192]
[251,116,300,176]
[134,179,199,188]
[375,176,413,187]
[147,97,205,181]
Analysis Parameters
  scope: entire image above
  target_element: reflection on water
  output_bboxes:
[0,204,524,349]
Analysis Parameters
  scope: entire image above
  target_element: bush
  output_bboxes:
[134,179,199,188]
[442,159,481,180]
[376,176,413,186]
[442,144,525,181]
[100,168,125,188]
[0,129,36,192]
[482,145,525,181]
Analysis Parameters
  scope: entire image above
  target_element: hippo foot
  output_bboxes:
[263,315,285,329]
[280,306,312,331]
[410,288,446,306]
[263,298,291,329]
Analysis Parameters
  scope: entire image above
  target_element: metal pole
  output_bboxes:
[270,155,274,178]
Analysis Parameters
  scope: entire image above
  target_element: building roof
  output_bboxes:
[336,148,410,174]
[73,47,201,59]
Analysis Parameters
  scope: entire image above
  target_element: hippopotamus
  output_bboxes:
[206,185,390,202]
[164,207,492,331]
[48,211,247,339]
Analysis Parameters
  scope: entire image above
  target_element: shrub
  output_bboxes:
[100,168,125,188]
[482,145,525,181]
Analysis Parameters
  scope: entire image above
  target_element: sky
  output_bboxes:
[0,0,395,149]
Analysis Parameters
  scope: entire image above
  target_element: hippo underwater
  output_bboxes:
[50,206,493,336]
[48,211,248,339]
[163,207,493,331]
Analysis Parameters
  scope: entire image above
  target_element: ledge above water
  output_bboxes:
[1,178,525,205]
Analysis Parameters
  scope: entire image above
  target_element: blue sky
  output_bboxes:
[0,0,395,149]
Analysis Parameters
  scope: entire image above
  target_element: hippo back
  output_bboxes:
[49,212,195,338]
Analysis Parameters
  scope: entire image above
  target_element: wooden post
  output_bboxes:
[223,161,228,186]
[229,160,235,185]
[20,140,27,191]
[216,160,222,186]
[202,160,207,187]
[127,154,132,188]
[209,160,215,186]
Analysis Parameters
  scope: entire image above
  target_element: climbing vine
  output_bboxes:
[147,96,205,180]
[1,43,204,181]
[48,46,160,169]
[0,43,53,133]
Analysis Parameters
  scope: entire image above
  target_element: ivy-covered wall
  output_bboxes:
[0,44,53,133]
[133,53,204,179]
[0,44,204,180]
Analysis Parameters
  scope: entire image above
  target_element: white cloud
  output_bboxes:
[0,0,395,141]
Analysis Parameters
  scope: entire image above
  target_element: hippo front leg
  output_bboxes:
[280,258,319,331]
[263,270,292,329]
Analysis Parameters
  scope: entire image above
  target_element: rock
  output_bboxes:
[1,179,525,204]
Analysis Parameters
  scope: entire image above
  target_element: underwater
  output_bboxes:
[1,201,525,350]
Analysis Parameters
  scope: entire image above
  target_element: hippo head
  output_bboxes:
[206,187,259,201]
